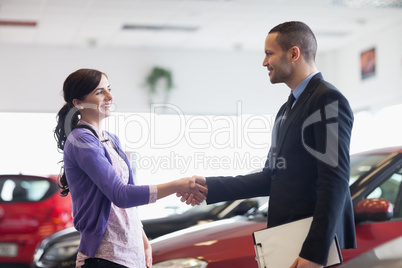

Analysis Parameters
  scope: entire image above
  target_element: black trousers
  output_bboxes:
[82,258,128,268]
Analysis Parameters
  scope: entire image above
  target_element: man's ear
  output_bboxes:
[289,46,301,62]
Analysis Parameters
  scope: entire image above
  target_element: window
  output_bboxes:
[0,176,55,203]
[366,168,402,218]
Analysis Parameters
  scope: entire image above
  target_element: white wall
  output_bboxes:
[0,45,288,115]
[314,20,402,153]
[2,23,402,189]
[318,21,402,113]
[2,18,401,117]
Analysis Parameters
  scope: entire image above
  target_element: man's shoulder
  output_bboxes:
[304,79,352,117]
[311,78,348,101]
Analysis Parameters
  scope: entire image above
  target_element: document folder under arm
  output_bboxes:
[253,217,342,268]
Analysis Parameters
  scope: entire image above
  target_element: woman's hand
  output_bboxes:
[176,176,208,206]
[142,229,152,268]
[177,175,207,205]
[156,176,207,205]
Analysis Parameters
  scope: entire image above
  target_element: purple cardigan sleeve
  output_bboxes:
[64,128,150,208]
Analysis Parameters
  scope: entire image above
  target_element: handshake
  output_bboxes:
[175,175,208,206]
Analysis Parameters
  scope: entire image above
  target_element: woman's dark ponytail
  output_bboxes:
[54,68,104,197]
[55,103,79,151]
[54,103,80,197]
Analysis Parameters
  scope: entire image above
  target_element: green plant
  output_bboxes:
[144,66,174,104]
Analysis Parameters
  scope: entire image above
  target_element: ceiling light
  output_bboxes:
[332,0,402,8]
[122,24,198,32]
[0,20,37,27]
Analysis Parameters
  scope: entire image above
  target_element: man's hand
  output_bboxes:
[177,175,207,205]
[290,257,323,268]
[176,175,208,206]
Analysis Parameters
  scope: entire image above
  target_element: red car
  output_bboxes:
[0,174,73,267]
[151,147,402,267]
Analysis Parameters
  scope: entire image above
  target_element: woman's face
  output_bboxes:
[77,74,113,123]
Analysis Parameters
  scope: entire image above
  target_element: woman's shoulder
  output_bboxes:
[105,131,120,142]
[64,127,101,151]
[70,127,99,139]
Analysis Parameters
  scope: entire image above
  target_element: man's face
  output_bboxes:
[262,33,292,85]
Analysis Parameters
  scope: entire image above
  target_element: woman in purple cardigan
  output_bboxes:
[54,69,207,268]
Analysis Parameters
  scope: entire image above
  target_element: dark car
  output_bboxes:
[148,146,402,267]
[143,198,266,239]
[32,198,265,268]
[33,146,402,267]
[0,174,73,268]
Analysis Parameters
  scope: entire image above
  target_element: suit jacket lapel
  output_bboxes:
[271,104,286,151]
[274,73,323,155]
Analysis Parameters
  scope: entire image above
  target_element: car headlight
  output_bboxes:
[42,240,79,261]
[34,239,79,267]
[153,258,208,268]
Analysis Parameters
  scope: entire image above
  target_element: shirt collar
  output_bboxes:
[291,71,319,100]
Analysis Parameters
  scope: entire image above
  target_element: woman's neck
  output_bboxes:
[80,117,103,133]
[79,118,104,138]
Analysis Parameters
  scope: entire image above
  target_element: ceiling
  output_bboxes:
[0,0,401,53]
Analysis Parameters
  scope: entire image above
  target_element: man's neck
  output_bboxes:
[287,65,317,91]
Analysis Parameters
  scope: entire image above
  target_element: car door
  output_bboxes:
[343,166,402,262]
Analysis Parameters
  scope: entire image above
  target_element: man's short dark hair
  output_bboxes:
[269,21,317,63]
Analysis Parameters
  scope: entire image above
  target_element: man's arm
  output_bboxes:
[206,171,271,204]
[180,171,271,205]
[300,88,354,265]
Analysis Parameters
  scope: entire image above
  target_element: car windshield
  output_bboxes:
[0,176,57,203]
[183,201,228,214]
[349,153,390,185]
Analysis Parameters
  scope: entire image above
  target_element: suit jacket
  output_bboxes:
[206,73,356,265]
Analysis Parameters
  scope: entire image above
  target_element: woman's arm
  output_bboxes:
[157,177,208,205]
[66,130,207,207]
[178,172,270,205]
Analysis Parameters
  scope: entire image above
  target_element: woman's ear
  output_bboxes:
[72,99,83,110]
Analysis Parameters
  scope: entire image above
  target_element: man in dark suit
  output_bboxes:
[180,21,356,268]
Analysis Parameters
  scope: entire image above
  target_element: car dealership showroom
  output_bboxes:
[1,0,402,267]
